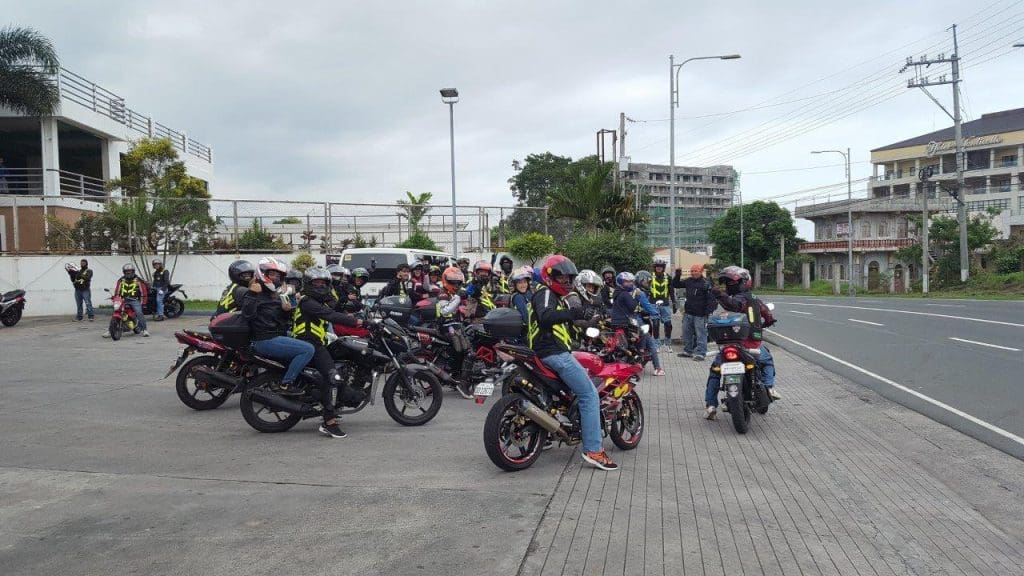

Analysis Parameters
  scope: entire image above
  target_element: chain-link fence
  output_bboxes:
[0,194,549,256]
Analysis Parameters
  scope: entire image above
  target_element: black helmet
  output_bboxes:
[122,263,136,279]
[228,260,256,285]
[600,265,616,277]
[303,266,333,302]
[351,267,369,286]
[499,255,513,273]
[718,265,751,295]
[285,269,303,288]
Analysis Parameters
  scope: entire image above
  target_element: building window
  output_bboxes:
[839,264,846,281]
[878,220,889,237]
[966,198,1010,211]
[1019,196,1024,210]
[1001,155,1017,167]
[861,222,872,239]
[896,219,908,238]
[693,175,702,182]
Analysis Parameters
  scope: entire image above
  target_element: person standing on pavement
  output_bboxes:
[649,259,675,352]
[66,259,94,321]
[674,264,716,361]
[151,258,171,321]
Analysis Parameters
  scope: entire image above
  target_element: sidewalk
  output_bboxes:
[520,345,1024,576]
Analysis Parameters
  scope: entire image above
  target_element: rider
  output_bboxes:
[465,260,496,317]
[215,260,255,316]
[437,266,473,397]
[599,265,617,308]
[339,267,368,313]
[634,271,658,340]
[509,265,534,330]
[427,265,442,289]
[284,269,304,295]
[456,257,471,279]
[151,258,171,321]
[496,255,515,293]
[326,264,347,302]
[529,255,619,471]
[702,265,780,420]
[573,269,605,316]
[114,263,149,337]
[609,272,664,376]
[242,257,315,396]
[649,258,675,351]
[379,263,413,298]
[409,262,428,301]
[292,266,363,438]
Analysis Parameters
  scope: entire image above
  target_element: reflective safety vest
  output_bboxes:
[119,279,140,299]
[476,283,495,311]
[218,284,239,313]
[291,298,329,345]
[498,274,510,294]
[527,290,572,350]
[651,275,670,300]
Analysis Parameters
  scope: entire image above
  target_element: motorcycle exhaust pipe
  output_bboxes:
[520,401,569,440]
[251,388,309,414]
[193,366,242,390]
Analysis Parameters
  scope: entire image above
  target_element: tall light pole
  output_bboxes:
[812,148,854,297]
[441,88,459,259]
[669,53,740,264]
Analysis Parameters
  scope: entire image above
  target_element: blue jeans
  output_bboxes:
[127,299,147,331]
[641,333,661,370]
[705,344,775,407]
[657,304,673,343]
[155,287,166,317]
[252,336,315,384]
[541,352,603,453]
[682,314,708,356]
[74,289,94,319]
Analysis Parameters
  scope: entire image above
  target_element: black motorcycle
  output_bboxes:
[237,318,443,433]
[708,312,773,434]
[0,289,26,327]
[143,283,187,318]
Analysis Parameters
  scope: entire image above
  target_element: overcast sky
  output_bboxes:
[9,0,1024,237]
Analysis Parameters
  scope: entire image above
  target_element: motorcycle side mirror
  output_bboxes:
[766,302,776,311]
[585,327,600,339]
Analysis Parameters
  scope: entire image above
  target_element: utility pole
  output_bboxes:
[900,24,968,283]
[918,167,933,294]
[619,112,627,158]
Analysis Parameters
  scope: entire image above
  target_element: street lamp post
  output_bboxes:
[812,148,854,297]
[441,88,459,260]
[669,54,740,263]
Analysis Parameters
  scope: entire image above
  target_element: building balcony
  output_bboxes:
[798,238,916,253]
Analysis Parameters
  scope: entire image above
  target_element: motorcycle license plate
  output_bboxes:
[474,380,496,397]
[720,362,745,376]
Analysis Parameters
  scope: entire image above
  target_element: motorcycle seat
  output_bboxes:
[3,289,25,300]
[183,329,212,340]
[499,344,537,358]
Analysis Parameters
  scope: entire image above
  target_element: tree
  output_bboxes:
[396,232,440,251]
[273,217,302,224]
[507,233,556,265]
[503,153,576,243]
[396,191,433,235]
[0,26,60,116]
[237,221,289,251]
[290,252,317,273]
[708,201,799,270]
[563,232,652,273]
[895,209,1001,287]
[547,159,645,236]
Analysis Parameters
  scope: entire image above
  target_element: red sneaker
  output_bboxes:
[582,450,619,471]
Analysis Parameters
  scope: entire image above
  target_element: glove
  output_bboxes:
[570,306,588,320]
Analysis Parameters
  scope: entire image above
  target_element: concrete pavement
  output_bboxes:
[2,315,1023,575]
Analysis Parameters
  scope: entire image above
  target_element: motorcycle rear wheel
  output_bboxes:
[175,356,232,410]
[483,393,547,472]
[164,297,184,319]
[382,370,443,426]
[109,318,123,341]
[239,371,302,433]
[726,396,750,434]
[754,383,771,415]
[610,391,645,450]
[1,306,22,327]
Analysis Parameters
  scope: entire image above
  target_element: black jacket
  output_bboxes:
[68,267,92,290]
[337,285,363,313]
[380,278,413,298]
[152,268,171,288]
[600,284,616,308]
[529,286,581,358]
[294,296,357,346]
[241,290,292,342]
[674,273,717,316]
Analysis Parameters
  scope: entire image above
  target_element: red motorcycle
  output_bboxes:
[104,289,141,341]
[482,343,645,471]
[165,326,263,411]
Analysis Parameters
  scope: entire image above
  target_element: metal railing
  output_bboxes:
[54,68,212,163]
[0,168,106,197]
[798,239,916,252]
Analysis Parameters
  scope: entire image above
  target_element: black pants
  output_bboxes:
[310,346,337,421]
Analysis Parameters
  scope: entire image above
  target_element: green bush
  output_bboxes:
[507,233,556,265]
[967,272,1024,291]
[290,252,317,273]
[396,232,440,251]
[562,232,652,273]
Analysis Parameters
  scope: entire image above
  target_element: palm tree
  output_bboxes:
[547,161,646,236]
[0,26,60,116]
[396,191,433,235]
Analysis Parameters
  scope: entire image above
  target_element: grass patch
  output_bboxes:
[755,273,1024,300]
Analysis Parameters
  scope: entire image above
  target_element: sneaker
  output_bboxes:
[664,345,674,354]
[156,315,165,321]
[653,368,666,376]
[677,351,693,358]
[453,379,475,400]
[768,387,782,400]
[278,382,303,396]
[542,438,555,451]
[705,406,717,420]
[142,330,151,337]
[101,332,111,339]
[88,317,95,322]
[693,355,705,362]
[75,317,83,322]
[582,450,619,471]
[319,422,347,438]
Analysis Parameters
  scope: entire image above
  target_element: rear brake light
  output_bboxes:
[723,347,740,362]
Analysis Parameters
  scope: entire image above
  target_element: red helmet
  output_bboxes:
[473,260,492,274]
[442,266,465,294]
[540,255,578,296]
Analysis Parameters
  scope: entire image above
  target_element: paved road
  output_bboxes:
[762,296,1024,458]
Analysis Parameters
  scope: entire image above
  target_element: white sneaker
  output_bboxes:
[704,406,717,420]
[142,330,151,337]
[768,387,781,400]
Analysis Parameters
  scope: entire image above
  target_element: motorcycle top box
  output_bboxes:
[209,312,251,349]
[378,295,414,324]
[482,307,524,339]
[708,312,753,344]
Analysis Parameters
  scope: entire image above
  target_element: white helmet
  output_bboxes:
[256,256,288,293]
[573,269,602,303]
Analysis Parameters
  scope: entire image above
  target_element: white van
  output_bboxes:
[337,248,452,299]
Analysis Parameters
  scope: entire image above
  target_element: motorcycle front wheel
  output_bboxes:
[483,393,547,472]
[175,356,232,410]
[164,297,184,319]
[382,370,443,426]
[610,391,645,450]
[239,371,302,433]
[108,317,123,341]
[1,306,22,327]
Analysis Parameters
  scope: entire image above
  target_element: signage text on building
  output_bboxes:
[925,135,1004,157]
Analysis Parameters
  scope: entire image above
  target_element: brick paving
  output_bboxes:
[520,344,1024,576]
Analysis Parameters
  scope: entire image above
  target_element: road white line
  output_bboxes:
[925,303,966,308]
[785,302,1024,328]
[788,310,813,316]
[848,318,884,326]
[767,329,1024,449]
[948,337,1021,352]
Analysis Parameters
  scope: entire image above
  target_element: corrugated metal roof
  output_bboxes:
[871,107,1024,152]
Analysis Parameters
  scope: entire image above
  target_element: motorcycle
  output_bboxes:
[237,317,444,433]
[0,289,26,327]
[104,289,141,340]
[142,283,188,319]
[481,339,645,471]
[164,327,263,411]
[708,309,774,434]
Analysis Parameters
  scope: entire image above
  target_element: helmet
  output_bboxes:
[122,263,136,278]
[615,271,635,290]
[499,255,514,272]
[511,265,533,283]
[539,255,578,296]
[653,258,667,269]
[428,265,441,276]
[303,266,333,302]
[339,266,350,278]
[396,262,411,272]
[229,260,255,285]
[326,264,344,278]
[635,270,653,287]
[574,269,602,302]
[600,265,616,282]
[442,266,465,294]
[411,262,425,273]
[718,265,751,295]
[473,260,492,274]
[256,256,288,292]
[351,267,369,286]
[457,257,470,268]
[285,269,303,288]
[152,258,163,267]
